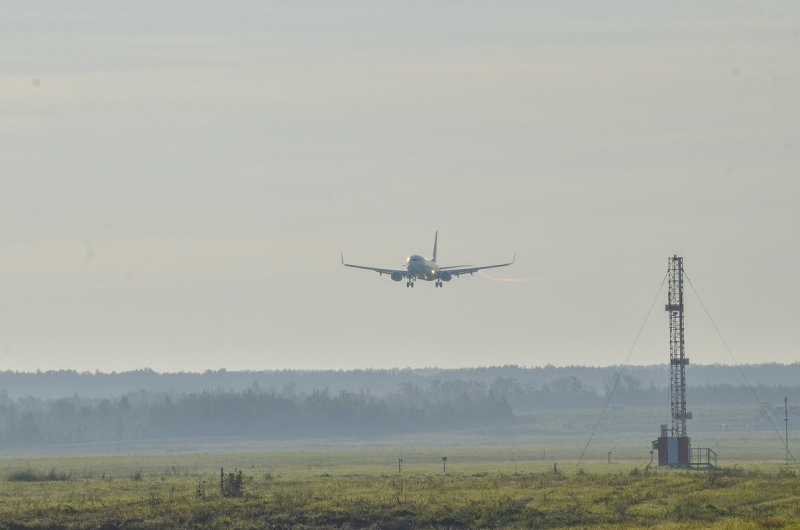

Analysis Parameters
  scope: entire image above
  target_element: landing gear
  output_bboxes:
[435,280,443,288]
[406,280,415,288]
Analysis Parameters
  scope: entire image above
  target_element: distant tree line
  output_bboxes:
[3,363,800,400]
[0,383,514,447]
[3,373,800,447]
[380,374,800,414]
[497,374,800,412]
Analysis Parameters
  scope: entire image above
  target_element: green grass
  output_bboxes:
[0,445,799,529]
[0,462,799,529]
[1,406,798,528]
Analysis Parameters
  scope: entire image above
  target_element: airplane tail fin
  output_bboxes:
[432,231,438,263]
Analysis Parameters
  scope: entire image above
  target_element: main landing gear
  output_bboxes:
[405,279,443,288]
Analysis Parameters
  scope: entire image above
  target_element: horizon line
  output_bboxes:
[2,362,799,376]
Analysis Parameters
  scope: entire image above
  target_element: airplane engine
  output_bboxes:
[439,270,452,282]
[390,271,404,282]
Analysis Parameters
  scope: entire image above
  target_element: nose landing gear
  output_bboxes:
[406,280,415,288]
[435,280,443,288]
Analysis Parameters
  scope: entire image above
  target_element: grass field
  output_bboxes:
[1,409,799,529]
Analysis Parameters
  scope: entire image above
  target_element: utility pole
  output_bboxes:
[786,397,789,466]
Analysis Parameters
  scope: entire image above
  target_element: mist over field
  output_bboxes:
[0,363,797,449]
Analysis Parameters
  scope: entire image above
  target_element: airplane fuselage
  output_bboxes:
[406,254,441,281]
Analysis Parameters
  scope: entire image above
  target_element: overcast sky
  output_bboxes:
[1,1,799,372]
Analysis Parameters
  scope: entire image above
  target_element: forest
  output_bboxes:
[2,363,800,399]
[0,383,514,447]
[2,370,799,447]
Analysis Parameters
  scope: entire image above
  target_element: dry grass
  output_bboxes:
[0,448,799,529]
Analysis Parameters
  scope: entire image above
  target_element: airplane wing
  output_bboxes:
[341,254,409,277]
[443,254,515,278]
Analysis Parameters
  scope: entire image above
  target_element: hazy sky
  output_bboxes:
[1,1,799,372]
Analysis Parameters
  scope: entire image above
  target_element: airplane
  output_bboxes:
[341,231,514,288]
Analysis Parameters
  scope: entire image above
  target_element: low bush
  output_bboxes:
[7,467,69,482]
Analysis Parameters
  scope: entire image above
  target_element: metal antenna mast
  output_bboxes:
[655,256,713,468]
[666,256,687,437]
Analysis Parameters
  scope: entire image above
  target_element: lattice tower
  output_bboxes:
[666,256,687,437]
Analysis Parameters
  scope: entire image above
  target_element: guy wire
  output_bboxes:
[684,271,799,468]
[577,269,668,467]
